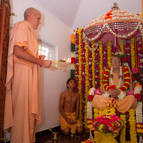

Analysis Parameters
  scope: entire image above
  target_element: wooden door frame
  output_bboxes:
[0,0,10,142]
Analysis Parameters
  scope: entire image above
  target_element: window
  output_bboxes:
[38,39,58,61]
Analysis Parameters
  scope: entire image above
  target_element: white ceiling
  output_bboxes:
[34,0,141,28]
[34,0,81,27]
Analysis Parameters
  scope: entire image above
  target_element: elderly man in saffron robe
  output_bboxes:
[4,8,52,143]
[92,55,137,113]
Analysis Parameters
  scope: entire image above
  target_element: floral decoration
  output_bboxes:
[103,65,131,91]
[93,114,122,133]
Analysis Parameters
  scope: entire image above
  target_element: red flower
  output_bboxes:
[132,67,140,74]
[71,57,75,64]
[125,79,130,82]
[121,57,127,63]
[134,94,142,101]
[124,73,130,77]
[108,85,116,90]
[88,95,94,101]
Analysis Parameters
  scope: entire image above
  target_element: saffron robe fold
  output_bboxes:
[4,20,40,143]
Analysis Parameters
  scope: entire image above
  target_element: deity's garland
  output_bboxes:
[94,107,116,119]
[93,114,123,133]
[103,65,130,91]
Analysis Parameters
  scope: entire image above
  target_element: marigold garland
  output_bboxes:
[137,123,143,134]
[120,114,126,143]
[103,65,131,91]
[119,40,125,54]
[131,38,135,68]
[107,41,112,68]
[91,41,95,88]
[85,43,89,125]
[77,28,82,120]
[134,38,138,68]
[129,109,137,143]
[99,41,103,91]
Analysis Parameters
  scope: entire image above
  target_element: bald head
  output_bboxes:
[24,8,40,20]
[24,7,41,29]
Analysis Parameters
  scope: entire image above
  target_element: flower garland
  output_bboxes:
[99,41,103,91]
[107,41,112,68]
[85,10,141,29]
[85,42,89,125]
[119,40,125,54]
[119,114,126,143]
[91,41,95,88]
[93,114,123,133]
[77,28,82,120]
[93,107,116,137]
[129,109,137,143]
[131,38,136,68]
[84,22,143,41]
[105,22,142,39]
[134,38,138,68]
[103,65,131,91]
[94,107,116,119]
[70,32,76,78]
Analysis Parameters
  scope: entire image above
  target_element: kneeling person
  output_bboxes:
[59,78,83,135]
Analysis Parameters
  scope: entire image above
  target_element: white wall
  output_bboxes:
[11,0,71,132]
[10,0,142,133]
[73,0,142,28]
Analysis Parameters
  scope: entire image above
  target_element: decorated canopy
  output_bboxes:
[84,4,143,44]
[70,4,143,136]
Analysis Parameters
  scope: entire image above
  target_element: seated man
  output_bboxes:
[92,55,137,113]
[59,78,83,135]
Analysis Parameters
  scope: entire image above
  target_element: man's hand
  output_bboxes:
[109,89,120,99]
[92,95,113,109]
[66,118,77,124]
[39,55,46,60]
[40,60,52,68]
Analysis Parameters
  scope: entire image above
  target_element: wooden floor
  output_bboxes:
[36,128,89,143]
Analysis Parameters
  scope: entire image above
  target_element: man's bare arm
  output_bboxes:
[14,45,52,68]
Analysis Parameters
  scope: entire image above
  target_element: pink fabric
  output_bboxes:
[4,21,40,143]
[127,90,134,95]
[94,89,102,95]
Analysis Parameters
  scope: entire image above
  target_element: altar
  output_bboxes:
[70,3,143,143]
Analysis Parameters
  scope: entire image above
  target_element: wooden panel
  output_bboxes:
[0,0,10,142]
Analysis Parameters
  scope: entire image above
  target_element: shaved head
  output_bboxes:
[24,7,40,20]
[24,7,41,29]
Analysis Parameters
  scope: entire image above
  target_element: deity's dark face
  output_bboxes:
[111,56,121,69]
